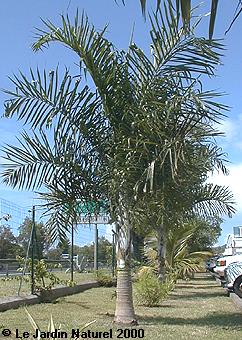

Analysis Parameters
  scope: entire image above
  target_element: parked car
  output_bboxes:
[206,256,221,272]
[224,261,242,297]
[213,254,242,280]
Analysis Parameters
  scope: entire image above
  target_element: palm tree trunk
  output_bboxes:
[114,267,137,325]
[114,205,137,325]
[157,225,166,281]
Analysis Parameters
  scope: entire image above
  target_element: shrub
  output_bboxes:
[135,272,170,307]
[16,256,76,292]
[96,270,115,287]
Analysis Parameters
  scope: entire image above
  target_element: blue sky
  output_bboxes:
[0,0,241,246]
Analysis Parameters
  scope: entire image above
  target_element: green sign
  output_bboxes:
[64,200,108,215]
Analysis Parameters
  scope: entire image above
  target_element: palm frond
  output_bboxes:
[149,8,223,76]
[32,12,118,106]
[1,130,58,190]
[193,183,236,218]
[130,0,219,39]
[3,68,95,130]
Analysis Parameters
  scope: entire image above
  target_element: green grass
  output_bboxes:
[1,273,242,339]
[0,272,95,297]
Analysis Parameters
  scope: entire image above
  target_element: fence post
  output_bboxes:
[31,205,35,295]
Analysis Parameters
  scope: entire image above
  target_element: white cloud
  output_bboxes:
[216,116,242,152]
[209,164,242,212]
[219,119,237,140]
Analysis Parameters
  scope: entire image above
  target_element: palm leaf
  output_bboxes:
[193,183,236,218]
[3,68,95,130]
[32,12,118,108]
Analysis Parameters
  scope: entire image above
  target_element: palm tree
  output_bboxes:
[141,218,213,279]
[0,1,233,324]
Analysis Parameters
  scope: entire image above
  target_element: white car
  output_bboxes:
[213,254,242,279]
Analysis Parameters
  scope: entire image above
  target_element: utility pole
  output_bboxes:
[31,205,35,295]
[94,224,98,271]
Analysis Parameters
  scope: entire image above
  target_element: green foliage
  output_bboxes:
[96,270,115,287]
[135,271,172,307]
[143,217,213,281]
[0,225,23,258]
[25,309,95,340]
[18,217,52,257]
[187,216,222,252]
[17,257,76,292]
[1,6,234,244]
[166,221,213,279]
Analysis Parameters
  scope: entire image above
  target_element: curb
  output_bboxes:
[0,280,99,312]
[230,292,242,310]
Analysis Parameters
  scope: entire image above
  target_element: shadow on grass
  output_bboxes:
[170,290,225,300]
[184,276,214,283]
[58,300,91,309]
[136,303,178,308]
[138,312,242,330]
[176,284,219,289]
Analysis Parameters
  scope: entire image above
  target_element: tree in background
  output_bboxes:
[18,217,52,257]
[97,236,112,265]
[212,244,226,255]
[45,236,112,266]
[187,216,222,253]
[0,225,23,258]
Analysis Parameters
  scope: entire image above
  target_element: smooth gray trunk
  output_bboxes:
[114,268,137,325]
[157,225,166,281]
[114,202,137,325]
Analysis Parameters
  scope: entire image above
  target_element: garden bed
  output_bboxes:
[1,273,242,339]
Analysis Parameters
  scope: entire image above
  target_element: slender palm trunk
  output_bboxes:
[157,225,166,281]
[114,205,137,325]
[114,267,137,324]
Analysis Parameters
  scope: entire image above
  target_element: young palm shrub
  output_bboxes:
[25,309,95,340]
[135,246,176,306]
[166,223,212,280]
[141,219,212,282]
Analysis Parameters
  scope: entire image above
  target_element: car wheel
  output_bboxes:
[233,276,242,298]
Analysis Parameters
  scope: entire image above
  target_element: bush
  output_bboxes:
[16,257,76,292]
[96,270,116,287]
[135,272,172,307]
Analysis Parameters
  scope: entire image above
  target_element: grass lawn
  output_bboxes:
[0,272,95,297]
[1,273,242,339]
